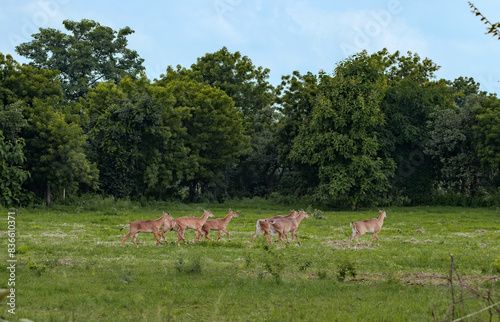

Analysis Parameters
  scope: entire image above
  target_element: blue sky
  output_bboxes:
[1,0,499,94]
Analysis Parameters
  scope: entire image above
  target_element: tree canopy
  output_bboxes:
[16,19,144,100]
[1,19,500,207]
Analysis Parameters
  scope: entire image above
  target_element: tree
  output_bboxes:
[163,47,274,119]
[275,71,320,196]
[378,50,449,202]
[157,79,249,202]
[0,101,28,141]
[161,48,272,198]
[425,104,481,195]
[0,133,30,206]
[82,76,187,198]
[0,53,96,205]
[0,53,62,106]
[23,98,98,205]
[291,52,395,208]
[474,96,500,183]
[16,19,144,100]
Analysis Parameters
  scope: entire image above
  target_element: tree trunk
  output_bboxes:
[189,181,197,203]
[268,164,278,195]
[46,183,51,207]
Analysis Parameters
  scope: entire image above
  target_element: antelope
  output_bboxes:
[159,215,180,244]
[348,209,387,247]
[120,212,175,247]
[250,210,298,243]
[158,215,202,244]
[268,210,310,246]
[174,210,215,244]
[198,209,239,241]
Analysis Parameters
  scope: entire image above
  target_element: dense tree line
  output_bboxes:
[1,19,499,208]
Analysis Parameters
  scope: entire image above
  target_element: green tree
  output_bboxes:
[0,53,96,205]
[16,19,144,100]
[24,98,98,205]
[378,50,449,202]
[163,47,274,119]
[0,53,62,106]
[0,133,30,206]
[161,48,270,198]
[291,52,394,208]
[158,79,248,202]
[82,76,187,198]
[474,96,500,184]
[425,103,481,195]
[275,71,320,196]
[0,101,28,141]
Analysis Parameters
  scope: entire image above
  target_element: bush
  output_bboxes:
[175,255,203,275]
[337,257,357,282]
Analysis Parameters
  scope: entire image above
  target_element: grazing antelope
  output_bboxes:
[174,210,215,244]
[250,210,298,243]
[348,209,387,247]
[120,212,175,247]
[268,210,310,246]
[198,209,239,241]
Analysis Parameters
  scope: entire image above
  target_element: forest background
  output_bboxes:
[1,16,500,209]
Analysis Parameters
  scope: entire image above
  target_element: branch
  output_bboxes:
[469,2,500,40]
[451,302,500,322]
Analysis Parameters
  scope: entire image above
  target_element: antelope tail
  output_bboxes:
[120,223,129,231]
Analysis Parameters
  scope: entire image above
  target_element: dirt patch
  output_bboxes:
[454,232,476,238]
[353,273,500,286]
[42,234,77,238]
[57,259,76,266]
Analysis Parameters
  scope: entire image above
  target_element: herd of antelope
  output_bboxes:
[120,208,387,248]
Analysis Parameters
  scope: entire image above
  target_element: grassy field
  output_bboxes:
[1,199,499,321]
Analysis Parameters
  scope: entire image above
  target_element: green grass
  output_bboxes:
[1,201,500,321]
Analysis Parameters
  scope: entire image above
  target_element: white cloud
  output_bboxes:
[284,1,428,60]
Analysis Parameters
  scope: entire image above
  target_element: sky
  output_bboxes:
[1,0,500,95]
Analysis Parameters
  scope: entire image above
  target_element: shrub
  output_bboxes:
[175,255,203,275]
[337,257,357,282]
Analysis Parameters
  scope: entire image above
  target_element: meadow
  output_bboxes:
[1,198,499,321]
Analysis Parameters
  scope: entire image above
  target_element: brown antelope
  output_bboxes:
[159,216,180,244]
[174,210,215,244]
[268,210,310,246]
[198,209,239,241]
[120,212,175,247]
[348,209,387,247]
[158,214,201,244]
[250,210,298,243]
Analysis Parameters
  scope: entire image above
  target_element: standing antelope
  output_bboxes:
[348,209,387,247]
[250,210,298,243]
[268,210,310,246]
[120,212,175,247]
[174,210,215,244]
[198,209,239,241]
